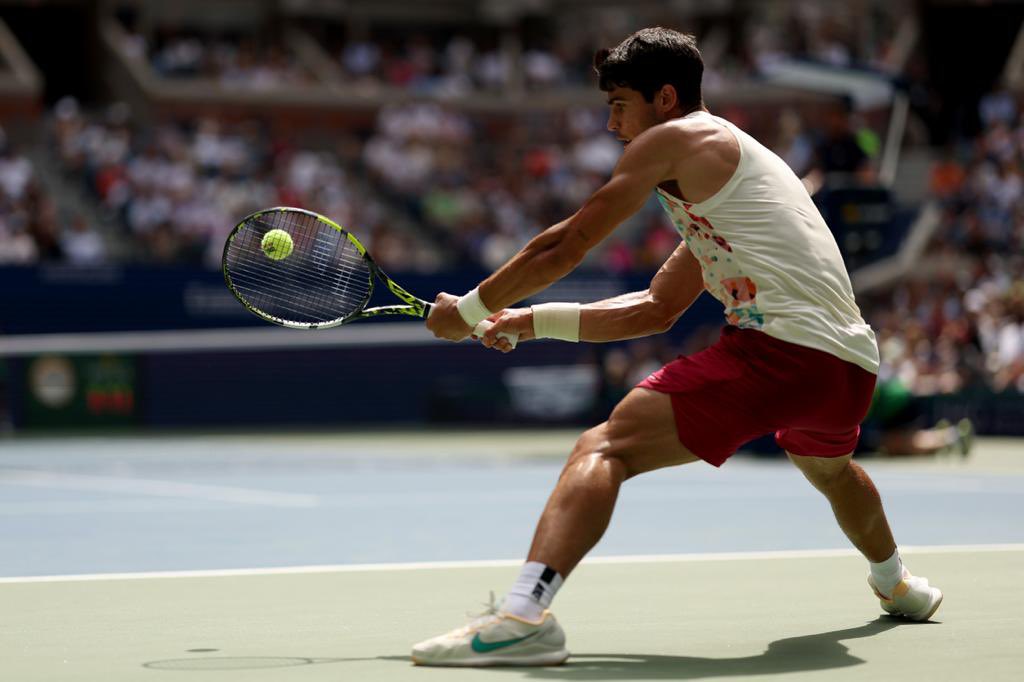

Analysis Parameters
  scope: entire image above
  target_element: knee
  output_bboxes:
[791,455,854,494]
[567,426,609,467]
[564,425,631,479]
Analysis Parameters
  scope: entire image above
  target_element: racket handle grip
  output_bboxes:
[424,302,518,349]
[473,319,519,350]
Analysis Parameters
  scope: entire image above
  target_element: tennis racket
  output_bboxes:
[222,206,517,346]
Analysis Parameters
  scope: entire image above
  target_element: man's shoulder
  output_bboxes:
[655,115,737,154]
[630,118,710,159]
[651,116,711,140]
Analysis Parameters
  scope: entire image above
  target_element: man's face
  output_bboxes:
[605,86,661,145]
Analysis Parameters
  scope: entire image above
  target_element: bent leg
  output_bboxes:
[787,452,896,562]
[410,391,696,666]
[526,387,699,578]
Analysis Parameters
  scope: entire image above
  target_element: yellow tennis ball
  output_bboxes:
[261,228,294,260]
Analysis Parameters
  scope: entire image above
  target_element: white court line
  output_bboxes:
[0,469,319,508]
[2,543,1022,584]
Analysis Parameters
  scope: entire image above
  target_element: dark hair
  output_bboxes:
[594,28,703,108]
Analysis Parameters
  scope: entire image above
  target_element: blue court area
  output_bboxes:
[1,431,1022,577]
[3,431,1024,682]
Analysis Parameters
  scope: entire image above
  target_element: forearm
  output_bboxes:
[477,217,586,312]
[481,261,704,351]
[578,291,685,343]
[573,240,705,342]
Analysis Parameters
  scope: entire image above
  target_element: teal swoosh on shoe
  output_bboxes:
[471,631,540,653]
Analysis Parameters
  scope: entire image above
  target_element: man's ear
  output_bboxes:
[658,84,679,113]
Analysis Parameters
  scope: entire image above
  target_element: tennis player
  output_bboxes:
[418,27,942,667]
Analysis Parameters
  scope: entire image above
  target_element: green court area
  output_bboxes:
[4,546,1021,681]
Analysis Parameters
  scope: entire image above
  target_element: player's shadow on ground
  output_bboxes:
[495,617,922,680]
[143,617,926,678]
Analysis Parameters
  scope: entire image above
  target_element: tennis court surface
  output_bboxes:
[2,432,1023,681]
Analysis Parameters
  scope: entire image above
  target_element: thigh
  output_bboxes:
[599,387,701,478]
[637,335,779,467]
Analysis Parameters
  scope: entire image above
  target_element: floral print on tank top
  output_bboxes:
[656,189,765,329]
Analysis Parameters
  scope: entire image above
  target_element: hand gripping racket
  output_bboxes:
[222,206,517,346]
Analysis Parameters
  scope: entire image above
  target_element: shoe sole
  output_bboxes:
[412,649,570,667]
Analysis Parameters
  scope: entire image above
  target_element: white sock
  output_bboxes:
[501,561,563,622]
[869,549,904,596]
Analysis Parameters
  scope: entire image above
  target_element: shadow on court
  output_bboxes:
[501,618,920,680]
[142,656,379,670]
[143,617,924,678]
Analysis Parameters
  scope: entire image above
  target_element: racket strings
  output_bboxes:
[229,233,368,308]
[242,217,370,321]
[224,211,373,325]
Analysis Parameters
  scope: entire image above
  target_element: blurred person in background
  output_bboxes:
[802,97,877,195]
[0,128,49,264]
[858,377,973,457]
[773,108,815,177]
[590,336,677,420]
[61,215,107,265]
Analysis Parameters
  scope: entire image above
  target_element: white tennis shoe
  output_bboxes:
[411,594,569,667]
[868,568,943,621]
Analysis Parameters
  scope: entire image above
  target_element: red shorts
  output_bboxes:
[637,326,877,467]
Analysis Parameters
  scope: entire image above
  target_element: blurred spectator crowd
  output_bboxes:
[113,0,910,95]
[42,96,666,272]
[120,29,317,89]
[47,97,431,269]
[861,89,1024,396]
[0,126,105,265]
[361,102,663,270]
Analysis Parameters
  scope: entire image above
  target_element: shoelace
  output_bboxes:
[449,592,503,638]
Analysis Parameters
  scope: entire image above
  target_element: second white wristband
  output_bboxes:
[532,302,581,342]
[456,287,493,328]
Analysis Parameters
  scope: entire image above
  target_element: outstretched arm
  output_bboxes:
[426,125,685,341]
[480,242,705,351]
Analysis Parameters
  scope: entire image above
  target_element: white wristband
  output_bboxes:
[456,287,493,328]
[532,302,581,342]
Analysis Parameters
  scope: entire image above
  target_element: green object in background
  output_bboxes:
[865,378,913,425]
[20,353,138,429]
[856,127,881,158]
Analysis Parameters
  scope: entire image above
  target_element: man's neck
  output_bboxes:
[680,103,708,117]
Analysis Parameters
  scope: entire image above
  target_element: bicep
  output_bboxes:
[650,243,705,315]
[559,138,676,258]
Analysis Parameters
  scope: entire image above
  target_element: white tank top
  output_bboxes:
[656,111,879,374]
